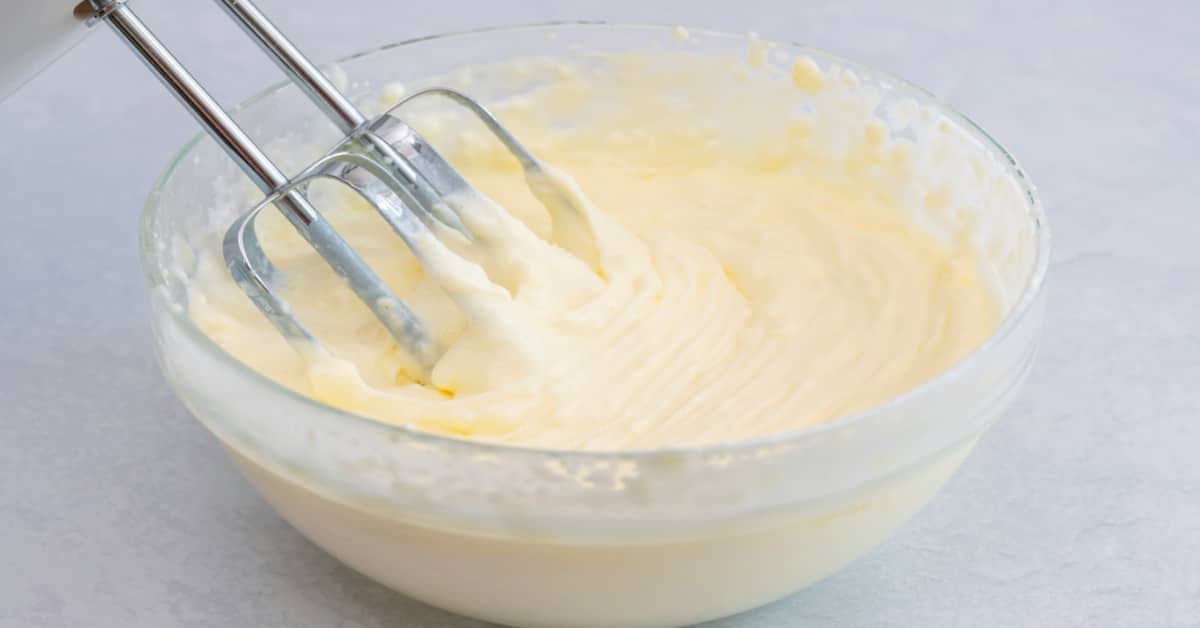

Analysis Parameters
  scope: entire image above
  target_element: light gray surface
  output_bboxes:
[1,0,1197,626]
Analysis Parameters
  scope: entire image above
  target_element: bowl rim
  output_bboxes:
[140,21,1051,461]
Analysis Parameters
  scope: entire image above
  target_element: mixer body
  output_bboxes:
[0,2,93,101]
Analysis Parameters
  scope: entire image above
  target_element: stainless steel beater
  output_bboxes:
[80,0,590,379]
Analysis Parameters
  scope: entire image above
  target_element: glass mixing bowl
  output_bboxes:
[140,23,1049,628]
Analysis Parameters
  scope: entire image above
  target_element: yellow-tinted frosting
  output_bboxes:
[189,49,1002,450]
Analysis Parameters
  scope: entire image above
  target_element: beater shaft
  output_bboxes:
[82,0,439,367]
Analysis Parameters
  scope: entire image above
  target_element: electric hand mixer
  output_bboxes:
[3,1,595,380]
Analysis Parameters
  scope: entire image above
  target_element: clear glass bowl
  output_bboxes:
[141,23,1049,628]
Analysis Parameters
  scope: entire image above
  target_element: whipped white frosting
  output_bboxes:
[189,48,1003,450]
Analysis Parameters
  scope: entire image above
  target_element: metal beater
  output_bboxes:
[80,0,592,380]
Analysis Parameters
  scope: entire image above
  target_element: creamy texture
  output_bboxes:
[189,50,1002,450]
[229,440,977,628]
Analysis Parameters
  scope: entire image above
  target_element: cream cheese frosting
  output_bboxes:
[188,49,1002,450]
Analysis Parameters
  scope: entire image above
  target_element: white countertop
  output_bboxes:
[2,0,1197,626]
